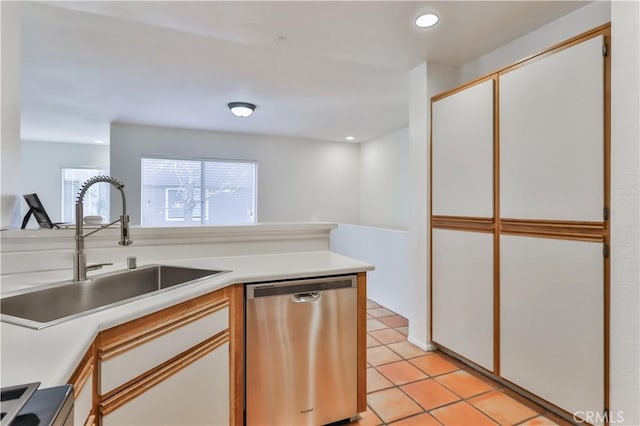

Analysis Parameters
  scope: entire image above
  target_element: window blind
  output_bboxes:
[141,157,257,226]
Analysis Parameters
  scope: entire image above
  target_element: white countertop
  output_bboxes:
[0,250,373,388]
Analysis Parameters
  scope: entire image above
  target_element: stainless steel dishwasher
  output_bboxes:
[245,275,358,426]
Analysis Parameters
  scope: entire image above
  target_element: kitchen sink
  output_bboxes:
[0,265,229,329]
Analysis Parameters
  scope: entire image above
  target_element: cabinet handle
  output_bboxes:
[291,292,321,303]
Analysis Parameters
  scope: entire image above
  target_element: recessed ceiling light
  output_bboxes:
[415,13,439,28]
[345,136,355,141]
[93,139,105,144]
[228,102,256,118]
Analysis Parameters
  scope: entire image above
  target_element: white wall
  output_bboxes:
[610,1,640,424]
[459,1,611,83]
[330,224,409,317]
[1,1,22,229]
[110,123,360,225]
[20,141,110,223]
[359,127,408,230]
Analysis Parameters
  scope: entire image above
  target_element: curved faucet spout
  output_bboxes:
[73,176,132,282]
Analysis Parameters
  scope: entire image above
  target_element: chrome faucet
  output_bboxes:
[73,176,132,282]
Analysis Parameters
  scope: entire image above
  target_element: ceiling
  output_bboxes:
[20,1,589,144]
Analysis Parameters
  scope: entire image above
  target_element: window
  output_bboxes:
[61,168,110,222]
[141,157,257,226]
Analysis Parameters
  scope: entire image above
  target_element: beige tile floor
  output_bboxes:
[355,300,573,426]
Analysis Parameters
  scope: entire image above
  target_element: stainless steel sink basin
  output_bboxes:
[0,265,228,329]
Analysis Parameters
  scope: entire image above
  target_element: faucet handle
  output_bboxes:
[86,262,113,272]
[127,256,137,270]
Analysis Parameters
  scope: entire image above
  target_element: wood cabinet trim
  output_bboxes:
[493,74,501,376]
[98,290,229,361]
[500,219,605,242]
[357,272,367,413]
[68,343,96,398]
[498,23,610,78]
[432,216,494,233]
[84,412,96,426]
[99,330,229,416]
[602,26,612,421]
[431,73,497,103]
[229,284,244,426]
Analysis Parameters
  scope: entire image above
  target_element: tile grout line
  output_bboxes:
[365,301,556,426]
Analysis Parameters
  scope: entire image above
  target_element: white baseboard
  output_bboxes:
[407,335,436,352]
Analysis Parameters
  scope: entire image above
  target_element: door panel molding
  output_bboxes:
[99,331,229,416]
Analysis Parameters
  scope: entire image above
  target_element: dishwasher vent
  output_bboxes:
[252,278,355,298]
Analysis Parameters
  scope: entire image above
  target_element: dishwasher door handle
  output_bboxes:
[291,292,321,303]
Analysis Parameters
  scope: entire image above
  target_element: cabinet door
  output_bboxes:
[100,306,228,394]
[500,236,603,421]
[500,36,604,221]
[432,229,494,370]
[73,371,93,426]
[102,341,230,426]
[432,79,494,217]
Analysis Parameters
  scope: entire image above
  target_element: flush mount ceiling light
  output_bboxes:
[228,102,256,118]
[345,136,355,141]
[415,13,439,28]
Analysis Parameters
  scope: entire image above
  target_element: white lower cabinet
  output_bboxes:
[432,229,494,371]
[501,236,603,423]
[73,370,93,426]
[102,342,229,426]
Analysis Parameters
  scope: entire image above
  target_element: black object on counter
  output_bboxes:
[11,385,73,426]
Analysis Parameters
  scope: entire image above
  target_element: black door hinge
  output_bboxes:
[603,43,608,57]
[604,207,609,221]
[603,244,610,258]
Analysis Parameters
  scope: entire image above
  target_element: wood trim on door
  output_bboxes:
[98,290,229,361]
[432,216,494,233]
[357,272,367,413]
[84,412,96,426]
[602,25,612,423]
[500,218,605,242]
[99,331,229,416]
[68,343,96,399]
[229,284,244,426]
[492,74,501,376]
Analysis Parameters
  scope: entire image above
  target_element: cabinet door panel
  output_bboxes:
[500,236,603,420]
[432,79,494,217]
[101,306,228,394]
[500,36,604,221]
[432,229,493,370]
[73,373,93,426]
[102,342,229,426]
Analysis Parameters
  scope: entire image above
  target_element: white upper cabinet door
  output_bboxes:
[432,79,494,218]
[500,36,604,221]
[432,229,494,371]
[501,236,603,423]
